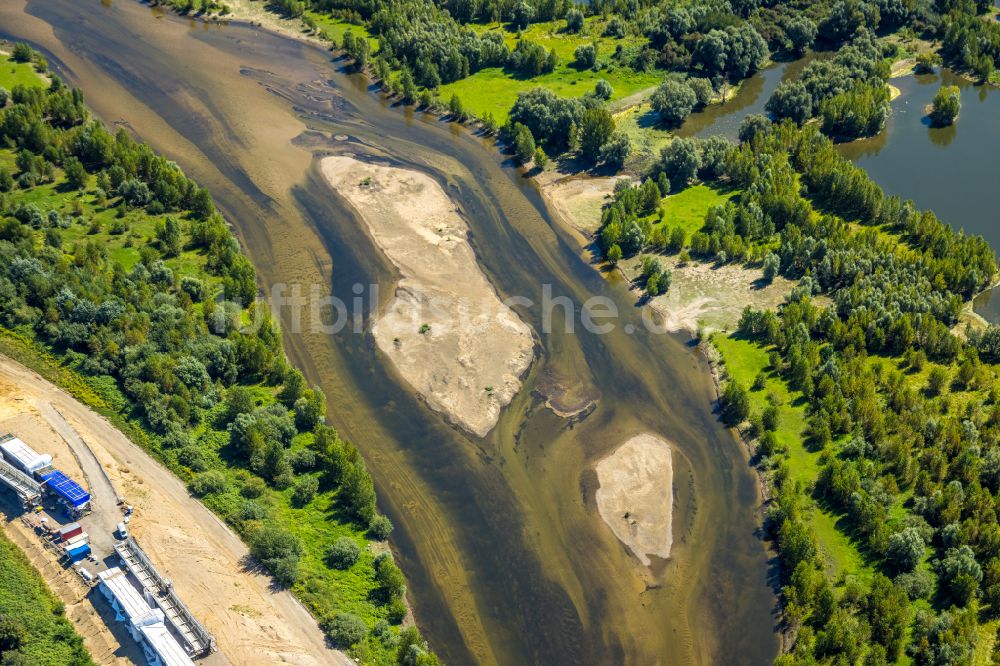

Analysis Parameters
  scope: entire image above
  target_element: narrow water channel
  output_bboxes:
[0,1,779,664]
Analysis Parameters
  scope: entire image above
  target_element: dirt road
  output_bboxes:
[0,353,352,666]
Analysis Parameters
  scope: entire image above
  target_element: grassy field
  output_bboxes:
[657,184,739,239]
[712,335,869,579]
[0,531,94,665]
[614,103,673,164]
[437,17,661,121]
[438,63,660,123]
[0,53,44,89]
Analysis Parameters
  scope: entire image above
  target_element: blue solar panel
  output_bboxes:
[41,470,91,507]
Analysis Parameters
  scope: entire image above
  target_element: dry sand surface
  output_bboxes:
[322,155,535,437]
[621,255,796,335]
[594,434,674,567]
[538,173,620,235]
[0,354,349,666]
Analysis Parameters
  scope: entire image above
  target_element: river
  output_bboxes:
[0,1,778,665]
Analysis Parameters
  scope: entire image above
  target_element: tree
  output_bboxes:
[687,78,713,109]
[650,79,696,127]
[937,545,982,606]
[721,381,750,425]
[341,461,377,521]
[926,366,948,395]
[323,612,367,647]
[400,69,417,105]
[762,253,780,283]
[11,43,32,63]
[593,79,613,101]
[292,475,319,507]
[598,132,630,169]
[533,146,548,168]
[886,527,924,573]
[449,93,467,122]
[374,553,406,600]
[565,8,584,33]
[606,244,622,265]
[929,85,960,127]
[326,537,361,568]
[63,157,88,190]
[511,122,535,164]
[785,17,817,55]
[579,107,614,161]
[659,138,701,188]
[226,386,256,422]
[156,217,182,258]
[767,81,812,125]
[738,114,771,144]
[0,615,26,652]
[294,387,326,430]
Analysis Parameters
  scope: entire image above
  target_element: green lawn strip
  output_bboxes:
[305,12,379,51]
[0,532,94,666]
[655,184,739,240]
[0,54,45,89]
[712,334,871,580]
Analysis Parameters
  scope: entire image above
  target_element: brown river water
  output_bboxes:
[0,1,779,664]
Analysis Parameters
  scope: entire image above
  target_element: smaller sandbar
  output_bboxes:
[595,433,674,566]
[321,156,534,437]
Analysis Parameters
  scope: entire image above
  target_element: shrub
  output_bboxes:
[249,525,302,587]
[326,537,361,569]
[369,514,394,540]
[565,8,584,33]
[323,612,367,648]
[190,470,228,496]
[241,476,267,498]
[291,475,318,507]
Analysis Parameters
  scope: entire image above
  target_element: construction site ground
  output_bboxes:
[0,353,350,666]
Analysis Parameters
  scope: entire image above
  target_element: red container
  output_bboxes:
[56,523,82,541]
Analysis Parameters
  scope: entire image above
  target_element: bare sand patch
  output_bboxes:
[595,434,674,566]
[621,255,797,335]
[538,173,620,235]
[321,156,535,437]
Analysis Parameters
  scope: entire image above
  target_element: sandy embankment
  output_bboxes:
[321,156,534,437]
[538,173,619,236]
[594,434,674,566]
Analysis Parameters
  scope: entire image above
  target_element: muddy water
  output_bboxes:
[0,2,778,664]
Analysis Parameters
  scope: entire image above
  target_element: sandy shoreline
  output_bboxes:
[594,433,674,566]
[321,156,535,438]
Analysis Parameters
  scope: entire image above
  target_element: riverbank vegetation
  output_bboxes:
[596,114,1000,661]
[0,531,94,665]
[0,44,437,665]
[197,0,957,175]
